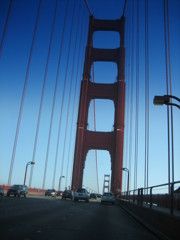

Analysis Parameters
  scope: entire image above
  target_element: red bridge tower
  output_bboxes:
[71,15,125,194]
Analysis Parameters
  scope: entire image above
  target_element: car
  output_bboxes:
[101,192,115,205]
[96,193,102,198]
[7,185,28,198]
[56,191,63,197]
[62,190,73,200]
[74,188,89,202]
[90,193,97,199]
[0,188,4,200]
[45,189,57,197]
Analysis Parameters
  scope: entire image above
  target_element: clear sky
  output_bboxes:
[0,0,180,194]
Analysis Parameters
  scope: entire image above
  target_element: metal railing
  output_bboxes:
[119,181,180,215]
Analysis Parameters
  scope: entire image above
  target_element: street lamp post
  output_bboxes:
[58,176,65,191]
[24,161,35,185]
[122,168,129,194]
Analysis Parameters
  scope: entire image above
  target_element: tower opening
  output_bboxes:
[83,150,111,194]
[90,62,117,84]
[93,31,120,49]
[88,99,114,132]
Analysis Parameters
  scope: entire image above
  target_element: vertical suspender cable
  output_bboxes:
[167,0,174,183]
[29,0,58,188]
[66,5,86,188]
[124,1,131,191]
[134,0,139,190]
[164,0,174,186]
[68,8,87,188]
[42,0,69,189]
[144,0,149,190]
[55,0,81,189]
[92,63,100,194]
[147,0,149,190]
[129,0,134,190]
[52,0,79,188]
[163,0,171,191]
[144,0,147,189]
[57,0,76,191]
[0,0,13,59]
[65,1,84,188]
[8,0,42,185]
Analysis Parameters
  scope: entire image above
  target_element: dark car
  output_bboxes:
[45,189,57,197]
[7,185,28,198]
[62,190,73,200]
[0,188,4,200]
[90,193,97,199]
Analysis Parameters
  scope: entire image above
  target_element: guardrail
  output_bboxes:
[119,181,180,215]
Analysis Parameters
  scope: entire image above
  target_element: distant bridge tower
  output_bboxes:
[71,15,125,194]
[103,174,110,193]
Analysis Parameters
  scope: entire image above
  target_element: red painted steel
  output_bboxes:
[72,16,125,195]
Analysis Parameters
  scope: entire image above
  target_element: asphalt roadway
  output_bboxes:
[0,195,160,240]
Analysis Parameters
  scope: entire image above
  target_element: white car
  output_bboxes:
[74,188,89,202]
[101,192,115,205]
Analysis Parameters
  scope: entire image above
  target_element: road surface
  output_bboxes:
[0,196,159,240]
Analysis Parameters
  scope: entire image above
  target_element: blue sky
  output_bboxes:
[0,0,180,194]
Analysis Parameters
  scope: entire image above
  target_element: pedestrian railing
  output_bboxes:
[119,181,180,215]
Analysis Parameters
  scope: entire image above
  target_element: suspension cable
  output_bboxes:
[56,0,76,191]
[92,62,100,194]
[29,0,58,188]
[52,0,79,190]
[128,0,134,191]
[134,0,139,190]
[123,0,127,17]
[68,8,87,189]
[8,0,42,185]
[167,0,174,184]
[123,0,131,192]
[84,0,93,16]
[42,0,69,189]
[0,0,13,59]
[65,3,85,189]
[55,0,81,189]
[163,0,171,191]
[164,0,174,188]
[145,0,149,190]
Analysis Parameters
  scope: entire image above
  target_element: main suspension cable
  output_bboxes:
[84,0,93,16]
[0,0,13,59]
[8,0,42,185]
[123,0,127,17]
